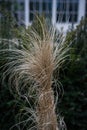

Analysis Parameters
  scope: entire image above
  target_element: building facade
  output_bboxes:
[0,0,87,31]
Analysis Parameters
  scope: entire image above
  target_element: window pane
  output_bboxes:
[69,3,73,12]
[69,13,73,22]
[42,2,46,11]
[69,13,77,22]
[74,14,78,22]
[48,2,52,11]
[56,13,59,22]
[62,13,66,22]
[36,2,39,10]
[30,2,33,10]
[74,3,78,12]
[29,0,52,22]
[63,2,67,11]
[56,0,79,23]
[30,13,33,21]
[57,2,60,11]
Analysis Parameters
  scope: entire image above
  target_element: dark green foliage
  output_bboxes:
[0,1,19,129]
[59,18,87,130]
[0,0,14,39]
[0,82,16,130]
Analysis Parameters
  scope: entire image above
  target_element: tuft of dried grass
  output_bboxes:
[0,16,69,130]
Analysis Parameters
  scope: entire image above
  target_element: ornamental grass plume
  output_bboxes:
[0,16,69,130]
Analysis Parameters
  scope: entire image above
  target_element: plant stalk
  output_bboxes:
[37,82,58,130]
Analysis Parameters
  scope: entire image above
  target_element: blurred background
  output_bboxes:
[0,0,87,30]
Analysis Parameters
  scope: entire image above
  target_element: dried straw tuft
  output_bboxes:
[0,16,69,130]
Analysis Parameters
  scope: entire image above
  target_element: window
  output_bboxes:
[29,0,52,22]
[12,0,24,25]
[56,0,79,23]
